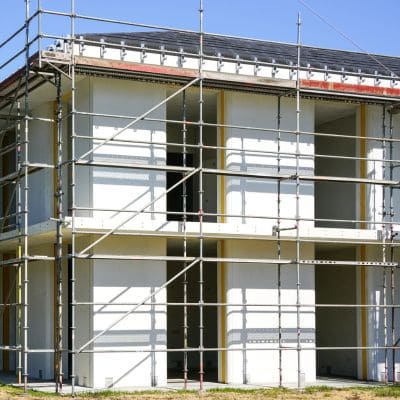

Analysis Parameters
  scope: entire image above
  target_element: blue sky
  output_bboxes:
[1,0,399,80]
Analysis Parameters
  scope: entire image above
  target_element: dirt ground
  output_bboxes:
[2,385,400,400]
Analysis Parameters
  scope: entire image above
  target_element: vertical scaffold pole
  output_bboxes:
[70,0,77,395]
[295,12,302,390]
[182,90,189,389]
[276,96,283,387]
[389,111,396,382]
[16,100,23,385]
[381,105,388,383]
[23,0,30,392]
[37,0,42,68]
[198,0,205,392]
[55,71,64,393]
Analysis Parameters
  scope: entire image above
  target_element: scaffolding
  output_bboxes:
[1,0,400,394]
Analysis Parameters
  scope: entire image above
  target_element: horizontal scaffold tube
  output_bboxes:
[74,159,400,186]
[75,253,398,267]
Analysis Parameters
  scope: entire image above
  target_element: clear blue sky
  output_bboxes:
[1,0,400,80]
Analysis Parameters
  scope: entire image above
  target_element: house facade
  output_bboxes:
[1,16,400,391]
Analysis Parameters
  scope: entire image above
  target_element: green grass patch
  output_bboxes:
[79,389,196,398]
[371,385,400,398]
[79,390,130,398]
[4,379,400,399]
[208,387,290,394]
[304,385,337,394]
[0,381,56,398]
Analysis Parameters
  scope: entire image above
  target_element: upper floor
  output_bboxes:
[0,73,399,244]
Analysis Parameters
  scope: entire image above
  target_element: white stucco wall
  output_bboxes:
[222,92,314,232]
[73,236,167,389]
[74,79,168,386]
[88,78,166,226]
[221,240,315,385]
[361,245,400,382]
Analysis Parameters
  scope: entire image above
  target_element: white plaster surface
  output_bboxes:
[223,92,314,231]
[81,237,167,388]
[90,78,166,225]
[222,240,315,385]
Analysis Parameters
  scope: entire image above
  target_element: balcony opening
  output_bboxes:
[314,102,357,228]
[166,89,218,223]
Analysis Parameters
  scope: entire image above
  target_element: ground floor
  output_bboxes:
[0,374,397,397]
[0,235,399,389]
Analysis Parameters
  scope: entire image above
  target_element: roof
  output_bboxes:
[82,31,400,77]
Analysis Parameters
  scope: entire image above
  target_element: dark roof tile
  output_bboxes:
[82,31,400,77]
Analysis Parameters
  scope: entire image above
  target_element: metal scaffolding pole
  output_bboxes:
[22,0,30,392]
[16,100,23,385]
[295,13,302,390]
[198,0,205,391]
[382,105,388,383]
[71,301,400,309]
[276,95,283,387]
[70,0,77,395]
[389,110,396,382]
[62,204,400,228]
[37,0,42,68]
[54,71,63,392]
[182,90,189,389]
[73,345,400,353]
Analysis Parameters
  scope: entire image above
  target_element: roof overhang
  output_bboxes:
[2,49,400,113]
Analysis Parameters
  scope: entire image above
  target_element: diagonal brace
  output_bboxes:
[77,257,200,353]
[78,77,200,161]
[78,167,200,255]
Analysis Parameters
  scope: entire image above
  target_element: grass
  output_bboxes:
[208,387,293,396]
[79,389,197,398]
[367,385,400,398]
[3,381,400,399]
[0,382,55,398]
[304,385,337,393]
